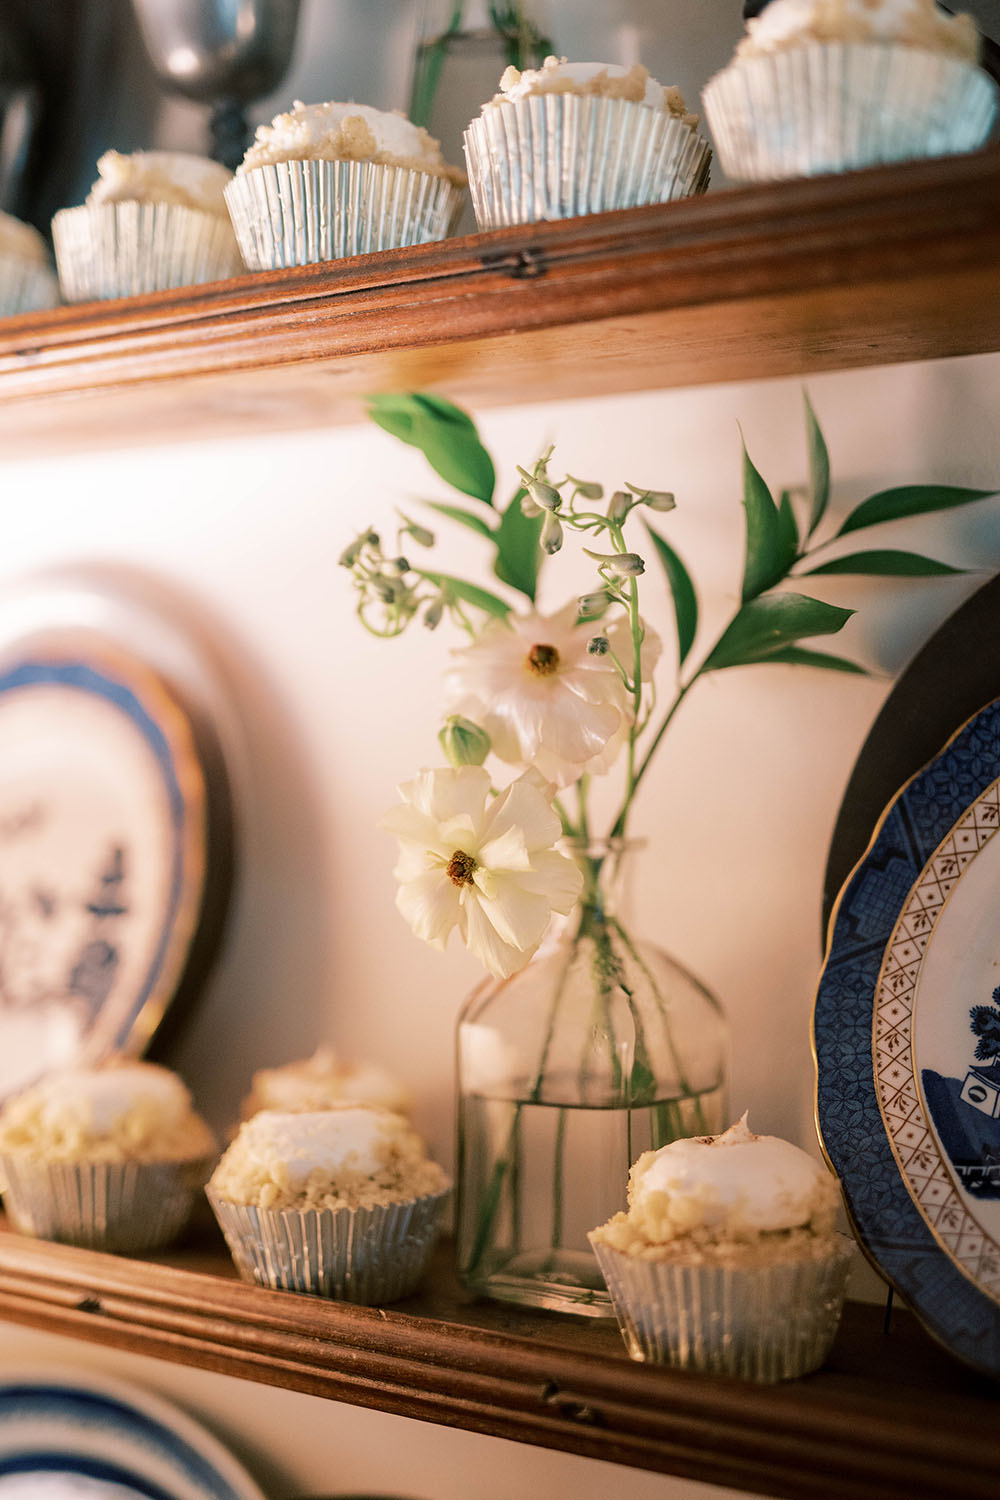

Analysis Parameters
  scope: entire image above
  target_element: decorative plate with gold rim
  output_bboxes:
[814,695,1000,1377]
[0,576,235,1104]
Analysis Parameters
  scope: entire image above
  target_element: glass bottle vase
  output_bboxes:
[455,839,728,1317]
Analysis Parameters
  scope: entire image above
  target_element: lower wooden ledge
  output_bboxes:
[0,1214,996,1499]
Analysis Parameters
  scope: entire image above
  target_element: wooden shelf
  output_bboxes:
[1,147,999,458]
[0,1214,997,1500]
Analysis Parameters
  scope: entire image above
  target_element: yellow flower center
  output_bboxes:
[447,850,478,886]
[526,642,560,676]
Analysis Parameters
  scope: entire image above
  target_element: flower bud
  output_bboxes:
[540,512,563,554]
[339,538,363,568]
[371,576,398,603]
[439,714,491,767]
[529,480,562,512]
[391,556,410,574]
[578,590,609,617]
[632,485,675,512]
[582,548,645,576]
[568,475,604,500]
[607,490,631,522]
[423,598,444,630]
[403,519,435,547]
[587,636,610,656]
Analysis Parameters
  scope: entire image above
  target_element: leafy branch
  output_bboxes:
[351,390,997,843]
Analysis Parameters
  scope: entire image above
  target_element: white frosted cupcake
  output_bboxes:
[52,150,245,302]
[589,1115,853,1382]
[206,1105,450,1303]
[463,56,712,229]
[702,0,998,181]
[0,1060,217,1252]
[0,211,60,316]
[224,99,466,269]
[240,1045,411,1119]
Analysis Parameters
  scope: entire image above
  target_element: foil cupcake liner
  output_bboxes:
[206,1187,450,1303]
[51,201,245,302]
[463,94,712,230]
[702,43,999,182]
[224,161,464,271]
[0,253,60,316]
[591,1234,854,1382]
[0,1154,212,1253]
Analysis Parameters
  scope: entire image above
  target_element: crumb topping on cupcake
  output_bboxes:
[590,1113,839,1261]
[86,151,234,216]
[240,1045,411,1118]
[0,1060,216,1164]
[238,99,467,186]
[736,0,980,60]
[208,1104,449,1212]
[487,56,700,126]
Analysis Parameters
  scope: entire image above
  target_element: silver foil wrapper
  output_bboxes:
[463,94,712,230]
[703,44,998,182]
[0,253,60,315]
[0,1154,211,1253]
[591,1233,854,1382]
[51,201,245,302]
[207,1187,450,1303]
[224,161,464,271]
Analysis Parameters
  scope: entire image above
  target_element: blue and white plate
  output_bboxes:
[0,1369,266,1500]
[814,695,1000,1377]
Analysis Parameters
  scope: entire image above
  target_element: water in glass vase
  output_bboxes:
[458,1080,726,1315]
[455,839,729,1317]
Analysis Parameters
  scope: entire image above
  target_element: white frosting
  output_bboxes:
[0,210,49,264]
[484,56,698,125]
[235,1107,394,1189]
[737,0,979,60]
[15,1062,193,1137]
[627,1114,832,1238]
[238,99,462,180]
[243,1046,410,1115]
[87,151,233,216]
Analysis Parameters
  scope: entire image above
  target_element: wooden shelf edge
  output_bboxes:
[0,149,997,458]
[0,1224,996,1500]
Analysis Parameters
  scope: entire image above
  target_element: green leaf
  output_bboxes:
[777,488,799,567]
[644,522,698,668]
[803,549,967,577]
[422,571,511,619]
[804,392,830,537]
[493,489,543,602]
[367,393,496,503]
[740,440,791,602]
[837,484,996,536]
[746,645,869,674]
[702,592,855,673]
[424,501,495,541]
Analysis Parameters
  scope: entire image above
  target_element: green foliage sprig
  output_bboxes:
[347,390,996,841]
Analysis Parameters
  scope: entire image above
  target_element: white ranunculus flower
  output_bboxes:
[379,765,583,979]
[444,602,661,787]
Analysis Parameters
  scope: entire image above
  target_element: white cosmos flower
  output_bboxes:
[444,602,661,787]
[379,765,583,979]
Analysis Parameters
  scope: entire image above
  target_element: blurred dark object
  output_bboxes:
[2,0,163,238]
[0,10,42,220]
[130,0,302,170]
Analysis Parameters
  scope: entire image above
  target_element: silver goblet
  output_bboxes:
[130,0,303,170]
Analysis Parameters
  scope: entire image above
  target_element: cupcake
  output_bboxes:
[463,56,712,230]
[206,1104,450,1303]
[702,0,998,182]
[0,211,60,316]
[588,1115,853,1382]
[240,1045,412,1119]
[224,99,466,270]
[51,150,245,302]
[0,1060,216,1252]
